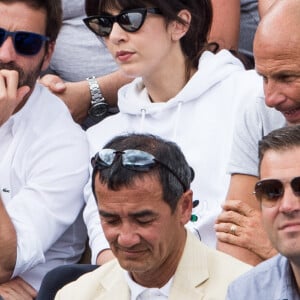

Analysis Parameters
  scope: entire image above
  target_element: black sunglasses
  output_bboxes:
[254,176,300,207]
[83,8,162,37]
[0,28,49,56]
[91,148,192,192]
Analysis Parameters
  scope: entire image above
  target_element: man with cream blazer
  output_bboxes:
[55,133,250,300]
[55,231,250,300]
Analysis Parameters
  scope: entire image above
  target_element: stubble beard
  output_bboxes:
[0,58,44,89]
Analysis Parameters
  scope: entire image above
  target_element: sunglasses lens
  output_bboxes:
[291,177,300,195]
[98,149,116,166]
[84,10,145,37]
[15,32,44,55]
[119,12,144,32]
[90,17,112,37]
[93,149,155,171]
[122,150,155,169]
[255,179,283,205]
[0,28,5,46]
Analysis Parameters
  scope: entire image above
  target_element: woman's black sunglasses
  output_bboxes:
[83,8,162,37]
[91,148,193,192]
[0,27,49,56]
[254,176,300,207]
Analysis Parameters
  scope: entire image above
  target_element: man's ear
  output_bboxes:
[178,189,193,225]
[41,41,55,71]
[170,9,192,41]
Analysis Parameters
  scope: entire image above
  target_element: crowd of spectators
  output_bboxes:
[2,0,300,299]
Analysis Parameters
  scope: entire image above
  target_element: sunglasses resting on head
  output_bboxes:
[83,8,162,37]
[0,27,49,56]
[91,148,190,192]
[254,176,300,207]
[91,148,198,221]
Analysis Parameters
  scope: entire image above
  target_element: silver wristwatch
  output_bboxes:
[86,76,108,118]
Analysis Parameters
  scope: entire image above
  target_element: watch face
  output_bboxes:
[89,102,108,118]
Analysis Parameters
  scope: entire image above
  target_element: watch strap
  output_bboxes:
[86,76,105,105]
[86,76,109,118]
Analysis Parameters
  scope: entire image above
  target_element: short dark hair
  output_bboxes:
[85,0,213,69]
[92,133,194,212]
[1,0,62,42]
[258,125,300,175]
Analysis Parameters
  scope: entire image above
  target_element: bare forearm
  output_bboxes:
[77,70,132,122]
[98,70,132,107]
[76,69,132,109]
[96,249,115,265]
[217,241,263,265]
[40,69,132,124]
[258,0,277,17]
[0,199,17,282]
[0,277,37,299]
[209,0,240,50]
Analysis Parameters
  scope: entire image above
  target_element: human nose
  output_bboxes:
[108,22,128,44]
[0,36,16,62]
[264,80,287,108]
[278,185,300,214]
[117,222,140,248]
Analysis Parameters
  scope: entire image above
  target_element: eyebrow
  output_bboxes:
[99,209,158,218]
[129,210,158,218]
[99,211,118,218]
[257,69,300,78]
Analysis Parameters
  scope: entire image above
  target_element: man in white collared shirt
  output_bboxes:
[0,0,89,298]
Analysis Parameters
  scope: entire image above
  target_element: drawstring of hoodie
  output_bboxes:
[138,101,183,140]
[139,109,146,132]
[172,101,182,140]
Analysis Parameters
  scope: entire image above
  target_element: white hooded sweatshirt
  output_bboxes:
[84,49,263,262]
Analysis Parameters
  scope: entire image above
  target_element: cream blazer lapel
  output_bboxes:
[169,231,210,300]
[95,262,131,300]
[55,260,131,300]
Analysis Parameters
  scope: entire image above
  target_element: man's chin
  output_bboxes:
[120,262,144,272]
[118,258,150,273]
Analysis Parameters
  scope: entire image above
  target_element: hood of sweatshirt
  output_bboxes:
[118,49,245,116]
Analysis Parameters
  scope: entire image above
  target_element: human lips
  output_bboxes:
[115,50,135,62]
[116,245,148,257]
[278,106,300,124]
[120,249,148,260]
[279,221,300,232]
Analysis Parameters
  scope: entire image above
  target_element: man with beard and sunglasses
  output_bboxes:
[55,133,250,300]
[0,0,89,299]
[227,125,300,300]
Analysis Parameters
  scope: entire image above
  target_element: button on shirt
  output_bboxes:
[226,254,300,300]
[124,271,173,300]
[0,118,14,197]
[0,118,13,162]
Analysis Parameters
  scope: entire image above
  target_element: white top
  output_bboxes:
[0,118,13,160]
[124,271,172,300]
[0,84,90,290]
[227,93,286,176]
[84,49,263,262]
